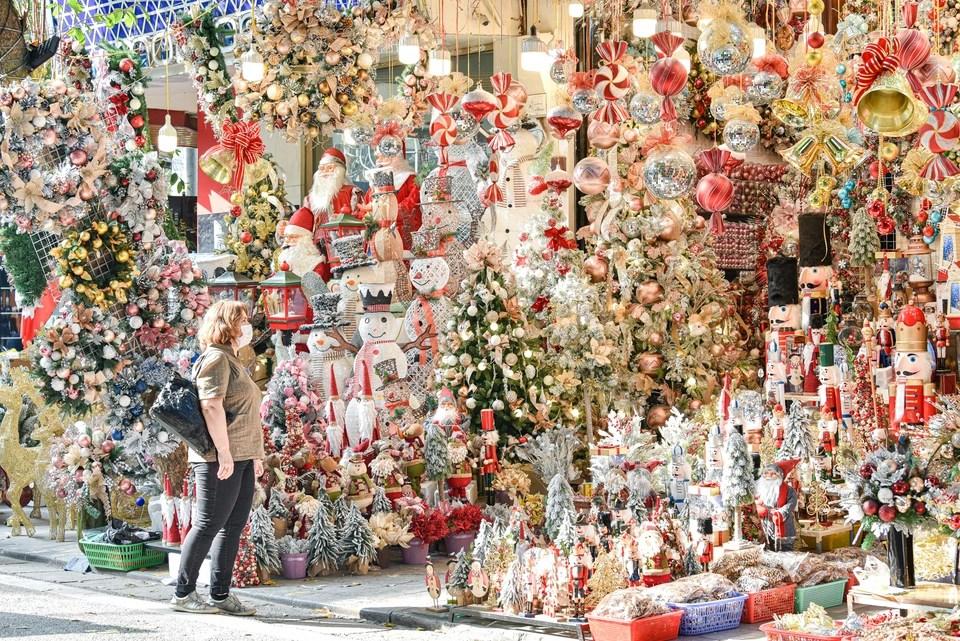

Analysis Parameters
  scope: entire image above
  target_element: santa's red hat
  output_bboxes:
[320,147,346,166]
[766,459,799,478]
[286,206,314,237]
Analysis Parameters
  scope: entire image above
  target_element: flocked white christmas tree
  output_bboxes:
[499,551,526,614]
[424,421,450,484]
[720,430,755,548]
[555,509,577,554]
[778,402,816,463]
[339,503,377,575]
[250,505,281,576]
[308,492,342,576]
[546,472,576,542]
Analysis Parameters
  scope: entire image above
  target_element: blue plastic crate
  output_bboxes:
[667,593,748,636]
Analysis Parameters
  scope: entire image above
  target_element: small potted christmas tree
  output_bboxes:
[444,503,485,554]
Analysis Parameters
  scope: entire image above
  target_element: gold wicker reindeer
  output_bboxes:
[0,370,65,537]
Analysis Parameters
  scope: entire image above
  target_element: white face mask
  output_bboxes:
[238,323,253,348]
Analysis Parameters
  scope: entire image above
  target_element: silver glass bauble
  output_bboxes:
[572,88,599,114]
[673,87,692,120]
[351,126,373,145]
[377,134,403,157]
[621,217,643,239]
[629,92,662,124]
[746,71,784,105]
[722,119,760,152]
[550,60,568,85]
[697,21,752,76]
[452,109,480,142]
[642,148,696,200]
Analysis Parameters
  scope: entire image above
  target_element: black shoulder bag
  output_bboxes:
[149,353,215,454]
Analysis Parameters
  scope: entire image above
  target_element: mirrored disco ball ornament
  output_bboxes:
[697,21,752,76]
[550,60,568,84]
[710,99,731,121]
[673,87,692,119]
[643,148,696,199]
[722,119,760,152]
[351,126,373,145]
[630,92,662,124]
[451,109,480,142]
[377,134,403,157]
[747,71,784,105]
[572,88,599,114]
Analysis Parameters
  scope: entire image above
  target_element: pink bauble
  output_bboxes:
[650,58,687,98]
[572,157,611,195]
[896,27,931,72]
[101,440,115,454]
[77,435,91,448]
[696,172,734,213]
[506,80,528,109]
[584,255,609,282]
[587,120,621,149]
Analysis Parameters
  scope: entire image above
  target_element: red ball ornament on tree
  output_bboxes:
[878,505,897,522]
[914,500,927,515]
[134,134,146,148]
[231,205,243,218]
[119,58,135,74]
[862,498,879,515]
[240,231,254,244]
[807,32,825,49]
[859,463,876,479]
[695,147,735,235]
[129,114,145,129]
[892,480,909,495]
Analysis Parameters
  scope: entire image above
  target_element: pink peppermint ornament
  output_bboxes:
[917,83,960,180]
[649,32,688,122]
[591,40,630,124]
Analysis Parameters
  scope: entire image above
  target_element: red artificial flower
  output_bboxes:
[108,92,130,116]
[531,296,550,313]
[446,504,486,534]
[409,508,449,544]
[544,225,577,251]
[231,205,243,218]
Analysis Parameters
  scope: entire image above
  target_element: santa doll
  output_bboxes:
[366,124,421,250]
[278,206,330,281]
[797,214,833,332]
[755,459,799,551]
[305,147,361,239]
[888,304,938,435]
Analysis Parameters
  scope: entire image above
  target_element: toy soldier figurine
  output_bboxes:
[668,445,690,506]
[480,409,500,504]
[567,541,591,621]
[876,303,896,369]
[936,313,950,370]
[889,305,938,436]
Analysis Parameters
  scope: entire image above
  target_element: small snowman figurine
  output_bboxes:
[353,283,407,398]
[304,292,354,400]
[329,234,380,343]
[342,447,374,511]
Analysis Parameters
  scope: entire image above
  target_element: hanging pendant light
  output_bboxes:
[568,1,585,17]
[632,8,658,38]
[750,25,766,58]
[241,46,265,82]
[157,114,178,153]
[520,27,549,73]
[428,48,452,76]
[398,34,420,65]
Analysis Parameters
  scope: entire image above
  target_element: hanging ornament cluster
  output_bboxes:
[487,72,521,153]
[917,83,960,180]
[649,32,688,122]
[696,147,736,235]
[591,40,630,124]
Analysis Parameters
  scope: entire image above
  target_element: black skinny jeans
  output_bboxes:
[175,460,255,599]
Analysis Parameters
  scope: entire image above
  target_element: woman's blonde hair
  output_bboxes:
[197,300,248,349]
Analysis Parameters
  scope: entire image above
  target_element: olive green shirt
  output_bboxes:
[188,344,265,463]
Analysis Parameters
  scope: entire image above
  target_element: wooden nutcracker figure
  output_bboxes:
[803,323,823,395]
[818,343,842,424]
[797,214,833,333]
[766,256,801,403]
[618,524,643,586]
[876,303,896,369]
[695,517,714,569]
[568,541,591,621]
[888,304,938,436]
[935,312,957,393]
[480,408,499,505]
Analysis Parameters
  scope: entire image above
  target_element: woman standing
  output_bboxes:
[171,300,264,616]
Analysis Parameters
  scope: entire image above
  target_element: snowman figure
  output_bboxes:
[353,283,407,399]
[404,253,452,411]
[329,234,382,343]
[304,292,354,400]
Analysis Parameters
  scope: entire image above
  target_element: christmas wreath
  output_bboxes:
[30,303,128,415]
[52,220,138,309]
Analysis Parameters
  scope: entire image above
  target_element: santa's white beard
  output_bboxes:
[757,477,783,507]
[310,165,346,214]
[279,237,323,277]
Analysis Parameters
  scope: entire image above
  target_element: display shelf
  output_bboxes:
[449,605,590,641]
[846,581,960,616]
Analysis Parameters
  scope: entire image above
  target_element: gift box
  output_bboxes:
[797,521,851,553]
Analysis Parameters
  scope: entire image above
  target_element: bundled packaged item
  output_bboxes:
[761,551,849,586]
[592,587,671,620]
[644,573,737,604]
[772,603,837,635]
[711,547,763,582]
[735,564,789,593]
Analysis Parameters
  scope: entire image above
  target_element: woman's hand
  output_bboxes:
[254,458,264,479]
[217,449,235,480]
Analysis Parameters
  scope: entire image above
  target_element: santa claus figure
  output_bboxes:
[305,147,361,240]
[278,206,330,281]
[888,304,938,435]
[755,460,798,551]
[366,124,421,250]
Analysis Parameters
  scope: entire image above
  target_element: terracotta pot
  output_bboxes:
[401,538,429,564]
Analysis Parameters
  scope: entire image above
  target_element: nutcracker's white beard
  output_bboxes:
[757,476,783,507]
[310,164,346,215]
[278,234,323,277]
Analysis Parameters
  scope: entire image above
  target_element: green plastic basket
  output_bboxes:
[79,537,167,572]
[794,579,847,612]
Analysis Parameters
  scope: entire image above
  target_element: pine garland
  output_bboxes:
[0,225,46,307]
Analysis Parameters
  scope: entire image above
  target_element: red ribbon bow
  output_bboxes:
[855,38,901,105]
[545,225,577,251]
[219,121,265,190]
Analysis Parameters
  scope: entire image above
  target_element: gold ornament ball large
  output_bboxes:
[336,92,349,106]
[880,141,900,162]
[341,101,358,117]
[318,80,331,95]
[265,83,284,101]
[297,93,310,107]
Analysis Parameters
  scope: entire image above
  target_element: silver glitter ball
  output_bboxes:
[697,21,751,76]
[550,60,568,84]
[722,119,760,152]
[452,109,480,142]
[629,92,661,124]
[747,71,784,105]
[351,126,373,145]
[642,148,696,200]
[572,88,599,114]
[377,134,403,157]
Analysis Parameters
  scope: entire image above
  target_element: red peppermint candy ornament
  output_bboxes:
[486,72,523,153]
[649,32,688,122]
[427,93,459,147]
[591,40,630,124]
[917,82,960,180]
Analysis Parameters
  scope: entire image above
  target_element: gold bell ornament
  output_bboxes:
[854,38,926,137]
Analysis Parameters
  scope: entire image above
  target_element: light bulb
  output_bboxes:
[240,46,265,83]
[427,48,451,76]
[750,25,767,58]
[520,28,548,72]
[398,34,420,65]
[568,1,585,17]
[675,48,691,72]
[157,114,178,153]
[632,9,658,38]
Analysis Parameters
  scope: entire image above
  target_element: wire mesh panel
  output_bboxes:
[29,230,59,276]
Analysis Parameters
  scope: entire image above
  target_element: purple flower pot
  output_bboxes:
[444,530,476,555]
[280,552,308,580]
[401,538,429,564]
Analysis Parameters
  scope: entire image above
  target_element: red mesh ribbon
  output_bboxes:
[218,120,265,190]
[650,32,683,57]
[371,121,405,147]
[596,39,628,63]
[752,54,789,78]
[854,38,901,105]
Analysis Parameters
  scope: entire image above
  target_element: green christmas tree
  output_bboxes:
[221,153,289,280]
[424,421,450,483]
[339,503,377,575]
[437,239,549,438]
[778,402,816,463]
[250,506,281,576]
[848,206,881,268]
